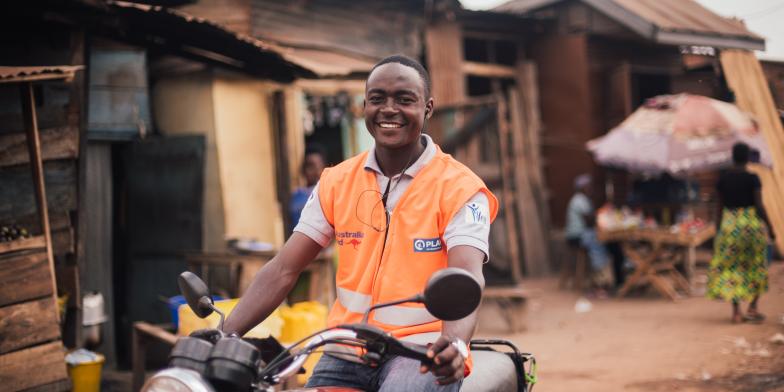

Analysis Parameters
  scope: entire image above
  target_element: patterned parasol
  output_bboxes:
[587,94,772,175]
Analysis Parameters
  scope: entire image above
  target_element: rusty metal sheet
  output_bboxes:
[106,1,315,80]
[494,0,764,50]
[0,66,83,83]
[276,46,375,78]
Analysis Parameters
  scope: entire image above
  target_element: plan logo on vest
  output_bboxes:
[464,202,489,225]
[337,231,364,250]
[413,237,442,252]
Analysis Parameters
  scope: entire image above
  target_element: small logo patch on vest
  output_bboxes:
[413,237,442,252]
[464,202,489,225]
[337,231,364,250]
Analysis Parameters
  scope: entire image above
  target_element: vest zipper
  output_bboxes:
[370,213,390,299]
[370,179,393,314]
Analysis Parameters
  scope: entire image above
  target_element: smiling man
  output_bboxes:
[223,55,498,391]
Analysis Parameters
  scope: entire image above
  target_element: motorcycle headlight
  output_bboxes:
[141,368,214,392]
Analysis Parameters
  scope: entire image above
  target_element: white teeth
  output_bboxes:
[379,123,402,128]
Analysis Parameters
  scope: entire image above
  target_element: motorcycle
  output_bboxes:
[142,268,536,392]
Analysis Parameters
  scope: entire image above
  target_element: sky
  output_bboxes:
[460,0,784,61]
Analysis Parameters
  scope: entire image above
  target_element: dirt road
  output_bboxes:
[489,262,784,392]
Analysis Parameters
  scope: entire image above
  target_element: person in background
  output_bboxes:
[289,145,327,234]
[565,174,611,293]
[708,142,775,323]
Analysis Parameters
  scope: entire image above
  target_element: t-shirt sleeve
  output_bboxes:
[292,183,334,247]
[443,192,492,262]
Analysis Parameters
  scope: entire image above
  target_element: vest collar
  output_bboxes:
[364,134,437,179]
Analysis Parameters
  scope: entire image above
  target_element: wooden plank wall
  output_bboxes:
[720,50,784,253]
[509,63,552,276]
[532,34,597,228]
[249,0,424,59]
[0,20,82,392]
[426,20,466,111]
[760,60,784,108]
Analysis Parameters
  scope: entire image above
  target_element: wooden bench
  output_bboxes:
[478,286,536,333]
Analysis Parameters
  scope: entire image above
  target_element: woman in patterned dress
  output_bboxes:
[707,143,775,323]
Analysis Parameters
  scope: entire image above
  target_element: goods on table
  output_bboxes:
[0,224,30,242]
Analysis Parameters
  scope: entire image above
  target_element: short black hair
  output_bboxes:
[305,144,326,159]
[369,55,431,98]
[732,142,750,164]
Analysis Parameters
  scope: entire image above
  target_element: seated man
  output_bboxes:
[222,55,498,391]
[565,174,611,290]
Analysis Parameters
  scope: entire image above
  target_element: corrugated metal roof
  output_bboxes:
[613,0,762,40]
[102,1,316,80]
[273,46,376,78]
[493,0,765,50]
[0,66,84,83]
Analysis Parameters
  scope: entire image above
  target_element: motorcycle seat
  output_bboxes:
[460,350,518,392]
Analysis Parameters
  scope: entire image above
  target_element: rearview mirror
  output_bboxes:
[178,271,214,318]
[423,267,482,321]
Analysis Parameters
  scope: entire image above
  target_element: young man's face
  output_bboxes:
[364,63,434,149]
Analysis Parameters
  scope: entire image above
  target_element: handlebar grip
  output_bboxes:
[396,341,432,363]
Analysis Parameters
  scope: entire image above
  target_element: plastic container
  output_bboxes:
[82,292,107,326]
[66,350,105,392]
[167,295,224,329]
[279,301,328,384]
[279,301,327,343]
[177,298,284,339]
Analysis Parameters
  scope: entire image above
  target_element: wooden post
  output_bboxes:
[496,95,524,283]
[272,91,292,238]
[20,82,59,320]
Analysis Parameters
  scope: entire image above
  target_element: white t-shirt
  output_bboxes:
[565,192,593,239]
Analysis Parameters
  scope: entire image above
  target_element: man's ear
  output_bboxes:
[425,98,434,119]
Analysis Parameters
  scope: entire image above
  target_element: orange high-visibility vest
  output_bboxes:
[318,145,498,375]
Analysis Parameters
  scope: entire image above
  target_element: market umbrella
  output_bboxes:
[587,94,772,175]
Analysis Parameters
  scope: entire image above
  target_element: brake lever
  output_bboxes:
[387,339,432,363]
[335,324,432,364]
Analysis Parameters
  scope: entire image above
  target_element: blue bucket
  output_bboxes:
[166,295,224,329]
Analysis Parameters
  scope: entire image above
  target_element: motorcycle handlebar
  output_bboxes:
[273,328,358,382]
[269,325,433,383]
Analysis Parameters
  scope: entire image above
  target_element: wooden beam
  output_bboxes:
[0,341,68,391]
[496,96,524,283]
[509,88,542,277]
[272,91,292,238]
[20,82,59,320]
[0,297,61,354]
[0,250,52,307]
[462,62,517,79]
[0,126,79,168]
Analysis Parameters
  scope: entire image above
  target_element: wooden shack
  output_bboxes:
[0,66,82,392]
[493,0,767,255]
[1,0,315,377]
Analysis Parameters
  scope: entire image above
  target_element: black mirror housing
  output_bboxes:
[178,271,214,318]
[423,267,482,321]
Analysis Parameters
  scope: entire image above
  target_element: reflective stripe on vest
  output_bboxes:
[337,287,371,313]
[337,286,438,326]
[374,305,437,326]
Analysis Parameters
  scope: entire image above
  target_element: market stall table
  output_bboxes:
[598,226,716,300]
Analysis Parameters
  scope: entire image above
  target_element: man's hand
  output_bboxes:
[419,335,465,385]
